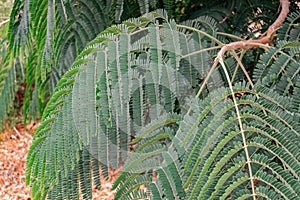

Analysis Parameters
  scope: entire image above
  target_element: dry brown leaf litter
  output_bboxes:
[0,122,118,200]
[0,122,34,200]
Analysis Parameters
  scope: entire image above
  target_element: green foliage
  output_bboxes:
[0,0,165,126]
[117,83,299,199]
[25,7,300,200]
[0,20,24,126]
[1,0,298,126]
[253,40,300,96]
[0,0,299,199]
[26,10,221,198]
[186,0,300,35]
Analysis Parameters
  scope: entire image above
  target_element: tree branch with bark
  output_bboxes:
[217,0,290,57]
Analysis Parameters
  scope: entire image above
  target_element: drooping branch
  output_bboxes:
[196,0,290,100]
[214,1,290,200]
[217,0,290,57]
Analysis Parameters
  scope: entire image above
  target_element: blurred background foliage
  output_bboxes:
[0,0,299,128]
[0,0,13,22]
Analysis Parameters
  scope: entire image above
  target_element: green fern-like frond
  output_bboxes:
[115,83,300,199]
[0,19,26,126]
[26,10,225,199]
[23,0,118,120]
[1,0,166,126]
[182,84,299,199]
[0,0,27,126]
[278,11,300,41]
[113,119,185,200]
[25,4,300,199]
[0,35,14,126]
[292,78,300,113]
[253,40,300,96]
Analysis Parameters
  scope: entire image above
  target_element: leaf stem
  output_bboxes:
[217,32,244,41]
[181,46,222,59]
[176,24,223,46]
[218,55,256,200]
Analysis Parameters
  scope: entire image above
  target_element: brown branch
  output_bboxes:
[213,3,290,198]
[218,0,290,57]
[194,0,290,101]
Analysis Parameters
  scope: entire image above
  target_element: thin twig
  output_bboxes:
[217,32,244,41]
[200,1,290,199]
[185,0,289,121]
[13,127,23,139]
[176,24,223,46]
[230,51,245,84]
[181,46,222,59]
[0,19,9,27]
[230,51,254,87]
[218,56,257,200]
[217,0,289,57]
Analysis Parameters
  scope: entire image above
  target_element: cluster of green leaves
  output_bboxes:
[2,0,299,126]
[25,6,300,200]
[0,0,167,126]
[0,0,299,199]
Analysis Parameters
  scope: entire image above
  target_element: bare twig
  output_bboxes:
[195,0,289,101]
[217,0,290,57]
[209,1,290,200]
[218,56,257,200]
[0,19,10,27]
[13,127,23,139]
